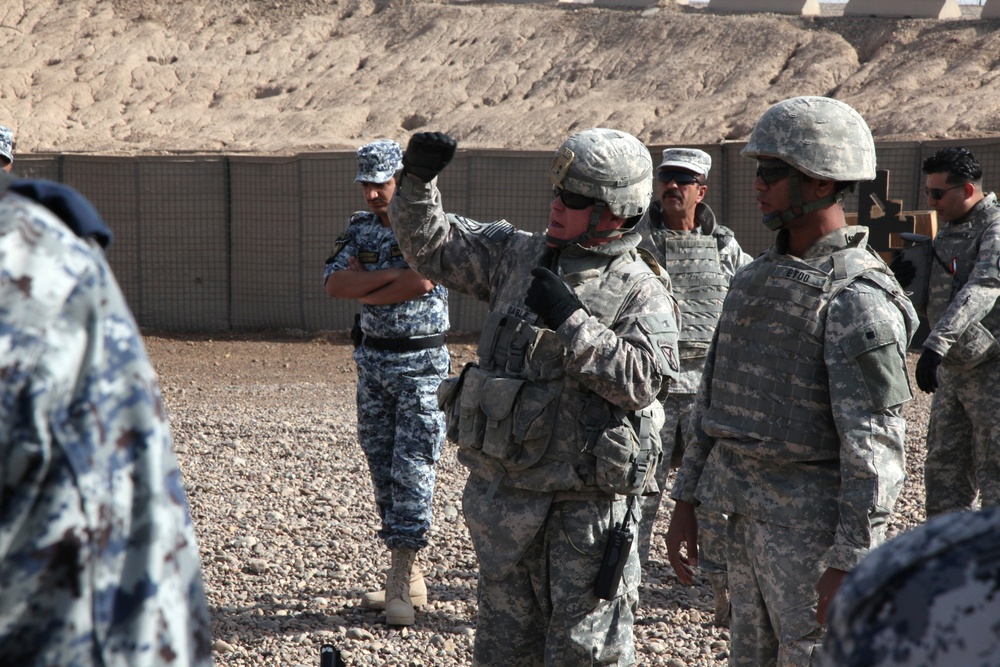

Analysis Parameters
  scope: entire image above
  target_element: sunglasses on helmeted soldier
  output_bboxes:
[553,187,598,210]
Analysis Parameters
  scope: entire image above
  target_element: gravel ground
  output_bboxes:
[147,332,933,667]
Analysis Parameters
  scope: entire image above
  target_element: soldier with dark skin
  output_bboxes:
[666,97,916,667]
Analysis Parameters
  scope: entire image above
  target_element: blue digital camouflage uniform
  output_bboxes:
[821,506,1000,667]
[388,166,681,666]
[324,210,449,551]
[672,226,916,667]
[0,185,213,666]
[921,193,1000,517]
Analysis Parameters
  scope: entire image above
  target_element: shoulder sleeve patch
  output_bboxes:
[636,247,663,276]
[325,232,350,264]
[842,320,912,410]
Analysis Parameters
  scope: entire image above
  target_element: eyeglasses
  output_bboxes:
[756,164,791,186]
[553,187,597,210]
[657,170,703,186]
[924,184,965,200]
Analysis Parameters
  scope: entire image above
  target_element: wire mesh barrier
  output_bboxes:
[14,138,1000,333]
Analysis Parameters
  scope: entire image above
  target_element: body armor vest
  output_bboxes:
[443,247,665,495]
[658,233,728,357]
[702,244,895,455]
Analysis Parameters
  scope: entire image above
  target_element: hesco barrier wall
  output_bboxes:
[14,138,1000,333]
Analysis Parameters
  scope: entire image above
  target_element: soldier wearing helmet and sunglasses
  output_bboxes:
[665,97,917,667]
[388,129,680,666]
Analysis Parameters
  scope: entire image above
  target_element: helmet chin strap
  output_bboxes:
[762,173,855,231]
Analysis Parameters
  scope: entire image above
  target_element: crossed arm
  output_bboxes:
[325,256,435,305]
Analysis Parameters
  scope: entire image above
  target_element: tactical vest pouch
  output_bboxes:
[437,362,478,442]
[591,410,656,496]
[456,366,491,449]
[480,377,560,471]
[945,321,1000,371]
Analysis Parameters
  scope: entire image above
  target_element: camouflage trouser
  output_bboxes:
[472,497,640,667]
[924,359,1000,517]
[727,514,826,667]
[638,393,727,580]
[354,345,449,551]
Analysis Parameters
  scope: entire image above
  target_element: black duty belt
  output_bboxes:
[362,333,447,353]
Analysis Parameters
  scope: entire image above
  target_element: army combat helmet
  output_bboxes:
[742,96,876,230]
[548,128,652,247]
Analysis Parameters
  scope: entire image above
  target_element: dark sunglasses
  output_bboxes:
[924,184,965,200]
[657,170,702,186]
[756,164,791,186]
[553,187,597,210]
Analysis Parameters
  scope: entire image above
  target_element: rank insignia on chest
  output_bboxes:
[390,244,404,258]
[358,251,379,265]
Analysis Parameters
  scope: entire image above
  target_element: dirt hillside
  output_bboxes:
[1,0,998,155]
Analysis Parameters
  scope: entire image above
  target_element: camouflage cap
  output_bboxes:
[0,125,13,166]
[741,96,875,182]
[658,148,711,178]
[355,139,402,184]
[821,507,1000,667]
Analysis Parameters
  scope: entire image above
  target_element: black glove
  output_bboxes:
[889,254,916,289]
[402,132,457,182]
[915,348,943,393]
[525,267,583,330]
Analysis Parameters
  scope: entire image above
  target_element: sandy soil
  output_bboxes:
[1,0,997,156]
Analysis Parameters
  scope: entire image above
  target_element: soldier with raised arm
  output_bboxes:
[389,129,680,666]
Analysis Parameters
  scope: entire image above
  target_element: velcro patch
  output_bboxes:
[358,251,379,264]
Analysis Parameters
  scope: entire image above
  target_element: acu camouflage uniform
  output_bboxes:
[0,185,213,666]
[672,226,916,667]
[389,174,680,666]
[324,210,449,551]
[635,199,752,571]
[921,192,1000,517]
[821,506,1000,667]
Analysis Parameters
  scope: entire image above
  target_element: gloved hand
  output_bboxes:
[915,348,943,393]
[525,266,583,330]
[402,132,457,182]
[889,254,916,289]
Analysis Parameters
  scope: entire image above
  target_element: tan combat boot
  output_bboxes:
[385,548,417,626]
[708,573,731,627]
[361,562,427,609]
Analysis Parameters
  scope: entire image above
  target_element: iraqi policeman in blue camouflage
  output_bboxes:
[890,147,1000,518]
[634,147,752,626]
[324,139,449,626]
[0,125,14,173]
[388,128,681,666]
[821,505,1000,667]
[665,96,917,667]
[0,174,213,666]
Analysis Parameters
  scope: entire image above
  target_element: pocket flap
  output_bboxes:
[481,377,525,421]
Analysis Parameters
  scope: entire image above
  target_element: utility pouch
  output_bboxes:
[594,496,635,600]
[480,378,560,471]
[437,362,477,442]
[591,408,657,496]
[456,366,491,449]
